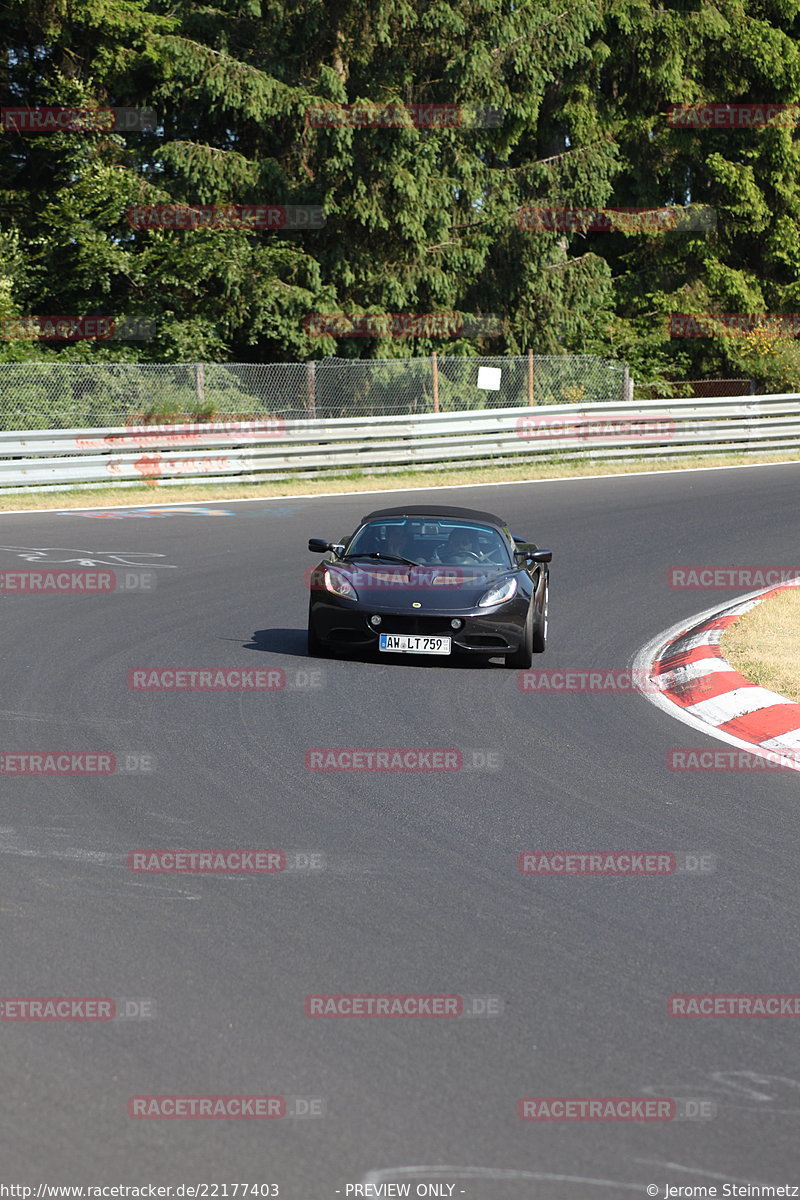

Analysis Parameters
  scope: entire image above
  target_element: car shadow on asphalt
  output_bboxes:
[243,628,500,669]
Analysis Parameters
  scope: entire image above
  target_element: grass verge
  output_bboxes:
[721,586,800,702]
[1,449,800,512]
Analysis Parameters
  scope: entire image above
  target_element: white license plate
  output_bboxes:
[379,633,452,655]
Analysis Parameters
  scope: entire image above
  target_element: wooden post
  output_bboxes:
[196,362,205,403]
[527,348,534,405]
[432,351,439,413]
[306,360,316,417]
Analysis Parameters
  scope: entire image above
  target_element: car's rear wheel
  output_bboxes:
[507,603,534,669]
[532,575,548,653]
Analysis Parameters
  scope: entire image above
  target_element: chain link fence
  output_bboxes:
[0,355,629,430]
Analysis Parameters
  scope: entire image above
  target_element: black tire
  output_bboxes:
[507,603,534,669]
[307,604,330,657]
[532,575,548,653]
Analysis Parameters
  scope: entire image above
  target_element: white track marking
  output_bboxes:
[683,686,794,724]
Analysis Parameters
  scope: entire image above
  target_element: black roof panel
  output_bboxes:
[361,504,508,531]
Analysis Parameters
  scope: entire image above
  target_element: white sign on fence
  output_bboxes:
[477,366,502,391]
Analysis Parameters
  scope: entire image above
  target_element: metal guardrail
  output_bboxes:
[0,392,797,494]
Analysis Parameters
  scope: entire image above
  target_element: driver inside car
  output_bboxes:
[383,525,416,560]
[435,527,483,564]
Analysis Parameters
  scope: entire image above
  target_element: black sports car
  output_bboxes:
[306,504,551,667]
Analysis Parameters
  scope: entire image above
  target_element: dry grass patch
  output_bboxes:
[722,586,800,702]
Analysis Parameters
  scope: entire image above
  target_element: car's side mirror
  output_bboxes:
[308,538,346,556]
[515,545,552,564]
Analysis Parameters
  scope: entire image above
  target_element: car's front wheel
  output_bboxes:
[307,604,330,657]
[507,603,534,669]
[532,575,548,653]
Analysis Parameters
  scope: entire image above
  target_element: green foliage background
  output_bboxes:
[2,0,800,388]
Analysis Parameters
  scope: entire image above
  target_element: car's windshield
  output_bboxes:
[345,519,513,567]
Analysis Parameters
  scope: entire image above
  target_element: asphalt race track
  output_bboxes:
[2,463,800,1197]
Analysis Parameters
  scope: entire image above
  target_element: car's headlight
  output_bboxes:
[478,577,518,607]
[324,567,358,601]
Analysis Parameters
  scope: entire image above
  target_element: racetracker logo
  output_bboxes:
[667,103,800,128]
[127,205,324,230]
[128,668,285,690]
[1,997,154,1020]
[668,749,800,771]
[517,1097,714,1121]
[0,752,153,775]
[518,669,661,693]
[518,852,674,875]
[669,313,800,337]
[0,570,156,592]
[122,414,285,437]
[668,566,800,588]
[306,564,469,590]
[669,994,800,1017]
[1,106,156,132]
[304,994,501,1017]
[516,206,715,233]
[516,415,674,441]
[303,312,502,338]
[305,748,462,771]
[305,103,502,128]
[0,316,155,341]
[128,849,286,872]
[518,851,716,874]
[128,1095,287,1118]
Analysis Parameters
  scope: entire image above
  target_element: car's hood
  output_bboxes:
[320,560,518,611]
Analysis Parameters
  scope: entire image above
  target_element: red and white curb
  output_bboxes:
[633,579,800,772]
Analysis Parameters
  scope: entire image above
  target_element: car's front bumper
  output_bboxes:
[310,595,530,655]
